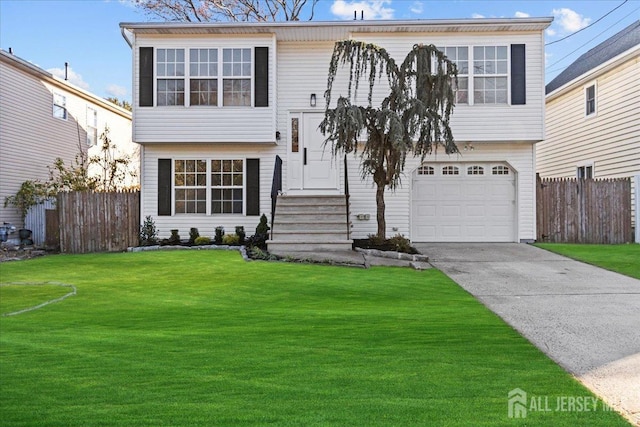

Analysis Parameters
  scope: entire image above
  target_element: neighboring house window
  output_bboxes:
[157,48,185,106]
[211,160,243,213]
[174,160,207,214]
[473,46,508,104]
[439,47,469,104]
[189,48,218,106]
[222,48,251,106]
[585,84,596,116]
[53,93,67,119]
[577,164,594,179]
[86,107,98,146]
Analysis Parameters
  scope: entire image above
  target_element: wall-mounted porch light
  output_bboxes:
[310,93,317,107]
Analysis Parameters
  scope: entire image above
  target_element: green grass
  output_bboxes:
[536,243,640,280]
[0,251,630,426]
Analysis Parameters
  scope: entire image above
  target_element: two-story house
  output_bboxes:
[0,49,138,234]
[120,18,552,250]
[538,21,639,239]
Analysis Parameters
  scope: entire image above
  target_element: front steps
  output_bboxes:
[266,195,353,254]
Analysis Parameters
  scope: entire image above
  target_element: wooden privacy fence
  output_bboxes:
[57,191,140,253]
[536,176,632,244]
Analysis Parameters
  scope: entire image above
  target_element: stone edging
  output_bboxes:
[354,247,429,262]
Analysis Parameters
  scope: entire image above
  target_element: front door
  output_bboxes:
[289,113,338,191]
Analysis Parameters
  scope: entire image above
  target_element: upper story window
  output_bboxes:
[473,46,508,104]
[222,48,252,106]
[190,48,218,106]
[86,106,98,146]
[53,93,67,120]
[438,47,468,104]
[157,48,185,106]
[585,84,596,116]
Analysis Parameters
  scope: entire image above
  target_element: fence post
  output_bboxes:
[635,175,639,244]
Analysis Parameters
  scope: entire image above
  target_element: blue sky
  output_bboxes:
[1,0,638,101]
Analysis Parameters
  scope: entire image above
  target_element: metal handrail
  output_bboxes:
[270,155,282,240]
[343,154,350,240]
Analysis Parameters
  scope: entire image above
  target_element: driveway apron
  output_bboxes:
[415,243,640,424]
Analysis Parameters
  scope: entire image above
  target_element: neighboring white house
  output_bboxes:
[120,18,552,245]
[0,49,137,229]
[538,21,640,234]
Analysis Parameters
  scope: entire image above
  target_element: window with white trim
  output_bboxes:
[467,165,484,175]
[53,93,67,120]
[211,160,243,213]
[492,166,510,175]
[473,46,508,104]
[222,48,251,106]
[174,160,207,214]
[86,107,98,146]
[577,164,594,179]
[157,48,185,106]
[439,47,468,104]
[417,165,435,175]
[585,84,596,116]
[189,48,218,106]
[442,166,460,175]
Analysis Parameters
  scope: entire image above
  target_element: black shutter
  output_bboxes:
[511,44,526,105]
[158,159,172,216]
[139,47,154,107]
[254,47,269,107]
[246,159,260,216]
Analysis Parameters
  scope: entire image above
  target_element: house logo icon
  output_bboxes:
[508,388,528,418]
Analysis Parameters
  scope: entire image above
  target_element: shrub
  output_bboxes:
[168,229,181,245]
[189,228,200,244]
[214,226,225,245]
[245,233,268,250]
[194,236,211,246]
[235,226,246,244]
[248,246,279,261]
[256,214,270,235]
[222,234,240,245]
[139,216,158,246]
[388,234,413,253]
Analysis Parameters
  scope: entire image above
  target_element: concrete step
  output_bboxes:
[276,203,348,214]
[271,230,347,241]
[277,195,347,206]
[274,212,346,222]
[273,222,349,232]
[267,240,354,253]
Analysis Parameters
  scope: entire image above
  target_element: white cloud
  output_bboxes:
[106,84,128,98]
[546,28,557,36]
[472,13,485,19]
[48,66,90,90]
[552,8,591,33]
[514,11,530,18]
[410,1,423,15]
[331,0,394,20]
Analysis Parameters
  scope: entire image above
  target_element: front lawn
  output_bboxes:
[535,243,640,280]
[0,251,630,426]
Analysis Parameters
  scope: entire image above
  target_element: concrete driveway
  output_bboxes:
[414,243,640,424]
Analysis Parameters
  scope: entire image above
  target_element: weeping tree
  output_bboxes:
[320,41,459,239]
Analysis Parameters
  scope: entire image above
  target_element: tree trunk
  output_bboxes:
[375,179,386,239]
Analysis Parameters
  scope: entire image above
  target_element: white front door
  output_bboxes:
[289,113,338,191]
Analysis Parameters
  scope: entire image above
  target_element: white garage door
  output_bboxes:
[411,163,516,242]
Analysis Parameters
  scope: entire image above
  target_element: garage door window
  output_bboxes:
[417,165,435,175]
[492,166,510,175]
[467,166,484,175]
[442,166,459,175]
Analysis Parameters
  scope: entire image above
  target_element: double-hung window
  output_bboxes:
[174,160,207,214]
[585,84,596,116]
[53,93,67,120]
[222,48,251,106]
[189,49,218,106]
[157,48,185,106]
[473,46,508,104]
[86,107,98,146]
[439,47,469,104]
[211,160,243,213]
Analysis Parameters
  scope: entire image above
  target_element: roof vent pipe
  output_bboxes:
[361,10,364,20]
[353,10,356,20]
[64,62,68,80]
[8,47,13,54]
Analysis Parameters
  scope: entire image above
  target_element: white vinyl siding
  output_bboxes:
[540,54,639,227]
[133,35,275,143]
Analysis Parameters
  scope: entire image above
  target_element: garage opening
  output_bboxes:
[411,163,516,242]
